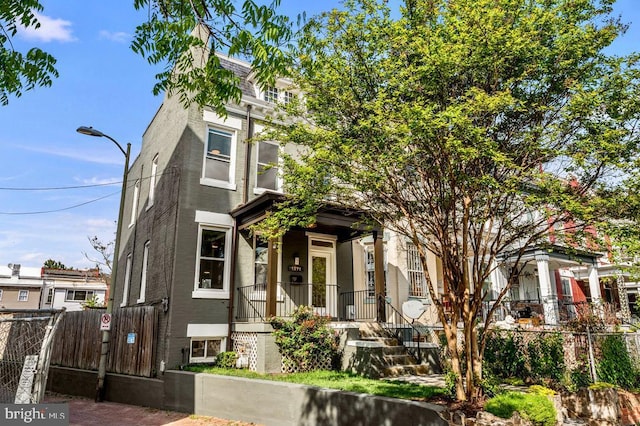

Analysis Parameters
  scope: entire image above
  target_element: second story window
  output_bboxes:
[204,128,234,184]
[18,290,28,302]
[256,141,279,191]
[148,155,158,208]
[130,179,140,226]
[198,228,227,290]
[407,242,428,298]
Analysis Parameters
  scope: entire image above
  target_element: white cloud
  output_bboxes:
[18,12,76,43]
[99,30,130,43]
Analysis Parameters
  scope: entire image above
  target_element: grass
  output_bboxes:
[184,366,446,401]
[485,391,556,426]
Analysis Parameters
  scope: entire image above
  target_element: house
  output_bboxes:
[40,268,107,312]
[0,264,42,309]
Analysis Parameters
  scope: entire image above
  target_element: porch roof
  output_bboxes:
[498,244,600,268]
[230,191,380,242]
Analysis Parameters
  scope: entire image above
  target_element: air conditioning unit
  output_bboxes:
[346,305,355,320]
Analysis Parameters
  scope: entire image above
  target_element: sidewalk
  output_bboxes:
[44,393,260,426]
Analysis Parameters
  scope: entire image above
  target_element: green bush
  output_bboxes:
[589,381,615,390]
[485,391,556,426]
[269,306,341,372]
[596,334,638,389]
[213,351,238,368]
[568,361,593,391]
[483,331,527,380]
[528,385,556,396]
[527,332,565,384]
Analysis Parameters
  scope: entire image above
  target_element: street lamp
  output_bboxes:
[77,126,130,402]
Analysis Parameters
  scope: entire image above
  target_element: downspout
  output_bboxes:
[227,104,253,350]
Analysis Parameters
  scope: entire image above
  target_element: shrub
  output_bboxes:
[596,334,638,389]
[528,385,555,396]
[269,306,341,372]
[567,359,593,391]
[589,381,615,390]
[213,352,238,369]
[527,332,565,384]
[485,391,556,426]
[483,330,527,381]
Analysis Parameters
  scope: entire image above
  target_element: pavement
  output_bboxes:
[44,393,259,426]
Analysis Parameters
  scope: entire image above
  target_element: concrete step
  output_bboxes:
[360,336,399,346]
[382,354,417,366]
[383,364,433,377]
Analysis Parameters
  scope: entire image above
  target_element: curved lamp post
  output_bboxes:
[77,126,130,402]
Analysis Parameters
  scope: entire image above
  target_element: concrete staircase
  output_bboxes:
[357,322,434,378]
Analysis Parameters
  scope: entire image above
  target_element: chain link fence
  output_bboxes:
[0,309,65,404]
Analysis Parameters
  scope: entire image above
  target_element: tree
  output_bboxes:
[83,235,114,288]
[131,0,293,114]
[262,0,640,401]
[0,0,58,105]
[43,259,68,270]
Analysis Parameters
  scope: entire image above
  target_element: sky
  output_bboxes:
[0,0,639,270]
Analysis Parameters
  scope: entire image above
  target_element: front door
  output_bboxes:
[308,235,337,317]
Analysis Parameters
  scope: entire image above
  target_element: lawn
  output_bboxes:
[184,366,446,401]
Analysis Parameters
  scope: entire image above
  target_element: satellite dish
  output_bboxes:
[7,263,13,269]
[402,300,425,321]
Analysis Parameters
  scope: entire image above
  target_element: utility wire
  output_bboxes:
[0,191,120,215]
[0,182,121,191]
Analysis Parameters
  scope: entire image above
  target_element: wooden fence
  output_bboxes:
[50,306,157,377]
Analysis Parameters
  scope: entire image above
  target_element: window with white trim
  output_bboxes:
[190,337,223,363]
[138,241,149,303]
[45,288,53,304]
[364,245,387,297]
[197,228,228,291]
[0,289,3,301]
[283,91,294,105]
[130,179,140,226]
[121,253,132,307]
[204,128,234,183]
[65,290,95,302]
[407,242,428,298]
[264,86,279,103]
[18,290,28,302]
[256,141,280,191]
[254,236,268,291]
[148,155,158,208]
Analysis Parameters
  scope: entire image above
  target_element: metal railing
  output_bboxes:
[235,282,340,322]
[338,290,378,321]
[377,294,431,363]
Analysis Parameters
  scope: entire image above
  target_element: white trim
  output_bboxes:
[203,110,242,130]
[137,241,150,303]
[17,289,29,302]
[305,232,337,242]
[147,154,158,210]
[129,179,140,227]
[193,222,232,298]
[195,210,233,227]
[307,233,338,316]
[186,323,229,337]
[199,178,237,191]
[191,289,230,299]
[121,254,132,307]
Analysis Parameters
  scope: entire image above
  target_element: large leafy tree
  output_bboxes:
[264,0,640,401]
[0,0,58,105]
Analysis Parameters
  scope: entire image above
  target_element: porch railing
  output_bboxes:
[235,282,340,322]
[338,290,378,321]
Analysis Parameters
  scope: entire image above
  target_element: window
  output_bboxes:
[204,128,234,184]
[365,247,376,297]
[197,229,227,290]
[264,86,279,103]
[283,91,294,105]
[148,155,158,208]
[46,288,53,304]
[138,241,149,303]
[130,179,140,226]
[121,254,132,307]
[0,289,3,301]
[256,141,279,191]
[190,338,222,362]
[65,290,95,302]
[407,242,428,298]
[18,290,28,302]
[254,236,268,290]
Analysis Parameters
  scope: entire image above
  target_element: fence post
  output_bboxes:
[586,325,598,383]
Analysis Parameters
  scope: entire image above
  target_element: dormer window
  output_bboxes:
[264,86,279,103]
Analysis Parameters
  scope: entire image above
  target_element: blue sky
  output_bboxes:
[0,0,638,270]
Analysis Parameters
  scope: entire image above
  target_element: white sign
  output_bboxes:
[15,355,38,404]
[100,313,112,331]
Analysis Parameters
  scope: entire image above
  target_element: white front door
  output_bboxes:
[308,235,337,317]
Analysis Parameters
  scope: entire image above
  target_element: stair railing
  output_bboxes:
[377,294,430,364]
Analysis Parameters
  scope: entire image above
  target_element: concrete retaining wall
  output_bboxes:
[47,367,447,426]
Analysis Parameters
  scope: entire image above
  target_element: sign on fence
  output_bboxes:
[99,313,111,331]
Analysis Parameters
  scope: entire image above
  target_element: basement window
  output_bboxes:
[190,338,223,363]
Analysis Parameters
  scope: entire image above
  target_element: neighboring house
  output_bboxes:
[0,264,43,309]
[40,268,107,312]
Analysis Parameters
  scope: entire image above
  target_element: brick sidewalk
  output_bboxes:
[45,393,260,426]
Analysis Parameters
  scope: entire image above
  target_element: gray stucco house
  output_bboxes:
[114,53,387,375]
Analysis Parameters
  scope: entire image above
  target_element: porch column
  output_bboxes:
[374,231,386,322]
[265,238,278,318]
[587,264,603,318]
[536,254,559,325]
